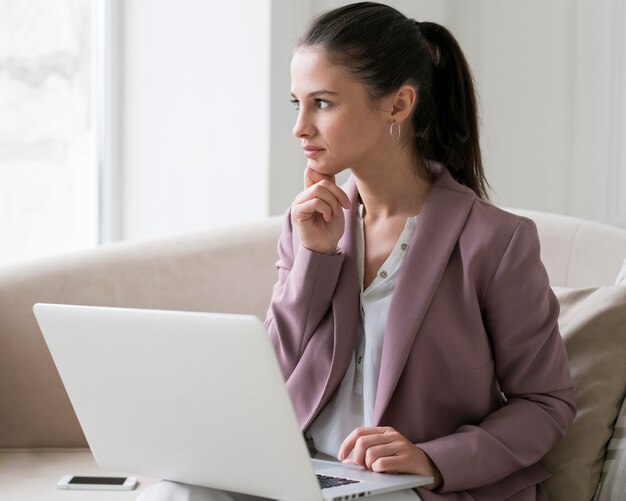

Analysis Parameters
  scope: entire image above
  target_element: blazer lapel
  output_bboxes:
[302,177,361,429]
[373,168,476,425]
[326,176,361,401]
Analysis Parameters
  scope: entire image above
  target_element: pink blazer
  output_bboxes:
[265,166,576,500]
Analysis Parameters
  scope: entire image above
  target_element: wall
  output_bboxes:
[268,0,313,217]
[115,0,271,241]
[452,0,626,227]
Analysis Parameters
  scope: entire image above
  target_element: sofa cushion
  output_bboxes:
[593,385,626,500]
[540,286,626,501]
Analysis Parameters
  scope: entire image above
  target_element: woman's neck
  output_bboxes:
[353,151,433,221]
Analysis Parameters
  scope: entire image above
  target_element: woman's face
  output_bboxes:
[290,47,389,177]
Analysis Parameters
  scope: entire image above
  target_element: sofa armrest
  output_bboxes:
[0,217,282,448]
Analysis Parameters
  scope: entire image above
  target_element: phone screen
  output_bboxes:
[69,476,127,485]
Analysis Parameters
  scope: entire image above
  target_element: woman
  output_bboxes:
[140,2,575,500]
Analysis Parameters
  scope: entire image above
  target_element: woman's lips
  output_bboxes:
[303,146,324,158]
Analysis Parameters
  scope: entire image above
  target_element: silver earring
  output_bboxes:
[389,122,401,141]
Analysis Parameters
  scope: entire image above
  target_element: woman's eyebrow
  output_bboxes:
[290,90,340,98]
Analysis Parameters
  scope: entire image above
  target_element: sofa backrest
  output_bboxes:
[512,209,626,287]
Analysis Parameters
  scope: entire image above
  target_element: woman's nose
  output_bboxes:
[292,110,314,138]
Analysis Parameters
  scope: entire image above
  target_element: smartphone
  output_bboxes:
[57,475,138,490]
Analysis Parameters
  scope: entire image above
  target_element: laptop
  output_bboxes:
[33,303,432,500]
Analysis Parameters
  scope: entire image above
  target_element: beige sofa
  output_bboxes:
[1,210,625,500]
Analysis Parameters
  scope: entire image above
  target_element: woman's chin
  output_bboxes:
[307,160,346,177]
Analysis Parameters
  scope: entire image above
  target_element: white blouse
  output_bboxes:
[307,205,418,458]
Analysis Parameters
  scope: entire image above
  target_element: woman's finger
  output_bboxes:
[338,427,393,461]
[304,168,351,209]
[292,198,334,223]
[370,453,406,474]
[293,183,345,216]
[338,427,380,461]
[316,179,351,209]
[363,443,400,471]
[295,180,351,212]
[350,433,394,468]
[293,193,341,219]
[304,167,335,188]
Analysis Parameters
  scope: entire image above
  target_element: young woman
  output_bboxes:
[139,3,575,500]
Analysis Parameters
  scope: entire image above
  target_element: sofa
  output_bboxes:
[1,209,625,500]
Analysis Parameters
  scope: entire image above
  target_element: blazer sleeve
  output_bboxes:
[264,210,345,380]
[416,217,576,493]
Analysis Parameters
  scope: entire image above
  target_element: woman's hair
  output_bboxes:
[297,2,489,200]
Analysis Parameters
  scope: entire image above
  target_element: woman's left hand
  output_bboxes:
[338,426,443,490]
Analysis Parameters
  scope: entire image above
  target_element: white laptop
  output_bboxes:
[33,303,432,500]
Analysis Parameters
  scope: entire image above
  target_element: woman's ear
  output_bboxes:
[389,85,417,124]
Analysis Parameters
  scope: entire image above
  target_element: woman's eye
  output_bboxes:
[290,99,330,110]
[316,99,330,109]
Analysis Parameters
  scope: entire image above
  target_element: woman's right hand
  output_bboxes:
[291,167,351,255]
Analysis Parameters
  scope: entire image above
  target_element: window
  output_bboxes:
[0,0,98,265]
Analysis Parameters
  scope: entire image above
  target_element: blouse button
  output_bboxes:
[400,243,408,251]
[379,270,388,279]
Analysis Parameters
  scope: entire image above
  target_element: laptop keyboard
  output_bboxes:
[317,474,361,489]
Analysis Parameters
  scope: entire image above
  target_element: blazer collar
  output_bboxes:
[372,165,476,425]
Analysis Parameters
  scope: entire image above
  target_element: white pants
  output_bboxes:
[136,480,422,501]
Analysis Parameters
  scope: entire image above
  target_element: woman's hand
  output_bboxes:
[290,167,351,255]
[338,426,443,491]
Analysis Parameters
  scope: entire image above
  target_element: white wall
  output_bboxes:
[117,0,271,240]
[452,0,626,227]
[268,1,313,216]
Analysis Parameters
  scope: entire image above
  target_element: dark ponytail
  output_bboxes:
[297,2,489,200]
[417,22,488,199]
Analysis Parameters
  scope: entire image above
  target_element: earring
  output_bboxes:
[389,122,401,141]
